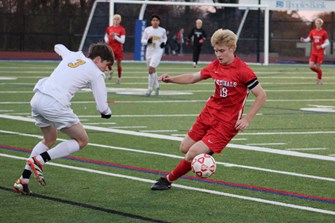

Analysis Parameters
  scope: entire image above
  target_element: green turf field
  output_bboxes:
[0,61,334,222]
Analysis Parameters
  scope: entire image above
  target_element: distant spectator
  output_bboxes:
[165,30,176,55]
[175,28,185,55]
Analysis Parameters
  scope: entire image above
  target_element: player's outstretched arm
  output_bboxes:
[159,72,201,84]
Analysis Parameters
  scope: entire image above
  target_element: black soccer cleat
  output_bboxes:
[151,177,171,190]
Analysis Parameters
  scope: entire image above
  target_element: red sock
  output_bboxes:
[317,69,322,80]
[310,67,318,74]
[167,159,192,182]
[117,65,122,78]
[310,67,322,80]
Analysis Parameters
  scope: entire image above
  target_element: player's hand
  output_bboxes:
[235,118,249,131]
[160,42,166,48]
[101,113,111,119]
[299,37,304,42]
[147,37,153,44]
[199,38,205,44]
[185,40,190,46]
[159,74,171,83]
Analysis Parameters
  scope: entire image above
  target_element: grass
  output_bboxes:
[0,60,334,223]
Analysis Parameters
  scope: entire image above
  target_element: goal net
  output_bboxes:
[80,0,269,65]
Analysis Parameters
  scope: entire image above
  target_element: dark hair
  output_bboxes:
[87,42,114,65]
[151,15,160,21]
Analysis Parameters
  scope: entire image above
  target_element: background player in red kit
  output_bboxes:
[151,29,267,190]
[105,14,126,84]
[300,18,330,85]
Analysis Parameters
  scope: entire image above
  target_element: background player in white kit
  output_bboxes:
[13,43,114,194]
[141,15,167,96]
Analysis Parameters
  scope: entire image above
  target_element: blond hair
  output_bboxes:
[211,29,237,48]
[113,14,122,21]
[315,18,324,25]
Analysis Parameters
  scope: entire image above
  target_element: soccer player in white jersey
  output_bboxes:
[13,43,114,195]
[141,15,167,96]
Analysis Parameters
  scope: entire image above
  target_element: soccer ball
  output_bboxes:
[191,153,216,178]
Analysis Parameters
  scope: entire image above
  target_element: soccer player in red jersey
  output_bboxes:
[105,14,126,84]
[300,18,330,85]
[151,29,267,190]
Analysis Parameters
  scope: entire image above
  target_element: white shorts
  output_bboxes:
[146,50,163,68]
[30,92,80,130]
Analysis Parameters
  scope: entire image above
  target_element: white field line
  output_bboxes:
[1,114,335,162]
[2,89,335,94]
[0,129,334,183]
[2,99,335,105]
[1,153,334,216]
[286,148,328,151]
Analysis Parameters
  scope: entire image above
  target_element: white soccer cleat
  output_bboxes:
[13,179,32,195]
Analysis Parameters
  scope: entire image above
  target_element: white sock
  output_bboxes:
[152,73,160,89]
[24,141,49,172]
[148,74,154,91]
[36,140,80,164]
[47,139,80,160]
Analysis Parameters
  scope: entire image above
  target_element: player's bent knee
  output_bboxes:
[77,137,89,149]
[179,144,189,154]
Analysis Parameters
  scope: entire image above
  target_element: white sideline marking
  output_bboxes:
[239,131,335,135]
[1,129,334,183]
[0,114,335,162]
[140,130,178,133]
[286,148,328,151]
[1,153,334,216]
[0,77,16,80]
[247,143,287,146]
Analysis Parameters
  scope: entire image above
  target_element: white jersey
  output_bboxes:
[33,44,111,115]
[141,26,167,66]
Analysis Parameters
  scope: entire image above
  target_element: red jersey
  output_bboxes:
[308,28,328,55]
[200,56,258,123]
[105,25,126,51]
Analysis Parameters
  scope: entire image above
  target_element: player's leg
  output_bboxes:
[168,140,211,181]
[308,54,321,82]
[116,60,122,84]
[14,94,57,193]
[151,139,211,190]
[151,112,210,190]
[192,45,197,67]
[107,65,113,80]
[34,124,87,165]
[149,54,162,96]
[315,55,324,84]
[146,66,155,96]
[14,126,56,194]
[115,50,123,84]
[30,123,88,186]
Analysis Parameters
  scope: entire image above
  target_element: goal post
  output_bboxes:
[80,0,270,65]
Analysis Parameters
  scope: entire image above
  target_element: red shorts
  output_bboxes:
[110,46,123,61]
[188,106,238,154]
[309,53,324,65]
